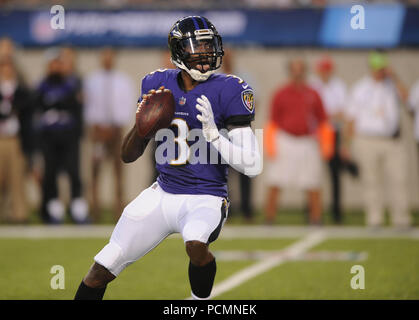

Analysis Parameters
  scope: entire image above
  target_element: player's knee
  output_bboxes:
[185,240,212,266]
[83,262,116,288]
[94,241,126,276]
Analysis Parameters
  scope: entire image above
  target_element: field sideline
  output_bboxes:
[1,225,418,300]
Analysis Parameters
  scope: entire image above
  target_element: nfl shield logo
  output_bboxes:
[179,96,186,106]
[241,89,254,113]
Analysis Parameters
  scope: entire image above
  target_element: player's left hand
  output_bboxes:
[196,95,220,142]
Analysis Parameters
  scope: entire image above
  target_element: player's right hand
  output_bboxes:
[196,95,219,143]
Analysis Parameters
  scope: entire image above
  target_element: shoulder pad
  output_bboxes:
[141,68,170,82]
[224,74,246,85]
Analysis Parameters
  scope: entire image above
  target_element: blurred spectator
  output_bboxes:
[223,48,254,223]
[408,77,419,195]
[0,38,34,164]
[264,58,334,225]
[310,55,358,224]
[84,47,135,222]
[0,37,29,89]
[60,47,78,78]
[0,57,33,223]
[344,51,411,228]
[0,37,15,59]
[35,49,88,224]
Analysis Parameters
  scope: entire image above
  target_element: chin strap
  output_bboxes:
[172,59,216,82]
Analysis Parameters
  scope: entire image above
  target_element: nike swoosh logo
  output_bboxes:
[242,84,249,89]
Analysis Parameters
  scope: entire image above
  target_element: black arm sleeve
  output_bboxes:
[224,114,254,127]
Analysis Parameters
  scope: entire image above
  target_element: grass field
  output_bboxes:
[1,223,418,300]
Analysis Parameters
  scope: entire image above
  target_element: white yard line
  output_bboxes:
[186,230,327,300]
[220,226,419,239]
[0,225,114,238]
[213,250,368,262]
[0,225,418,239]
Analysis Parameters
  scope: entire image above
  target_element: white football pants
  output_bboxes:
[94,182,229,276]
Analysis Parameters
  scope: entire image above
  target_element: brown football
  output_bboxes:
[136,89,175,139]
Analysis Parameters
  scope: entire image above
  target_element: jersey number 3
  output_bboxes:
[170,118,190,166]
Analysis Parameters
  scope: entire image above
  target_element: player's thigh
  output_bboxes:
[94,183,172,276]
[181,196,228,245]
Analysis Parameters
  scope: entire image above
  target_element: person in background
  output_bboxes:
[0,57,33,223]
[223,48,254,223]
[264,58,334,225]
[35,49,88,224]
[0,37,35,164]
[60,47,81,85]
[344,51,411,229]
[0,37,15,60]
[84,47,135,222]
[0,37,27,93]
[310,55,358,224]
[408,77,419,196]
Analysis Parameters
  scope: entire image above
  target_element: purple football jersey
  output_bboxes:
[139,68,255,198]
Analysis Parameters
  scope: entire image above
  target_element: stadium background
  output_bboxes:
[16,48,419,213]
[1,0,419,301]
[2,1,419,214]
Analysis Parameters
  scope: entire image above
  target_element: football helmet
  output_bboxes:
[168,16,224,82]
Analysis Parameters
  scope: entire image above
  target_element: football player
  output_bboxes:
[75,16,262,300]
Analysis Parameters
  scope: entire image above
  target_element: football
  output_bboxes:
[136,89,175,139]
